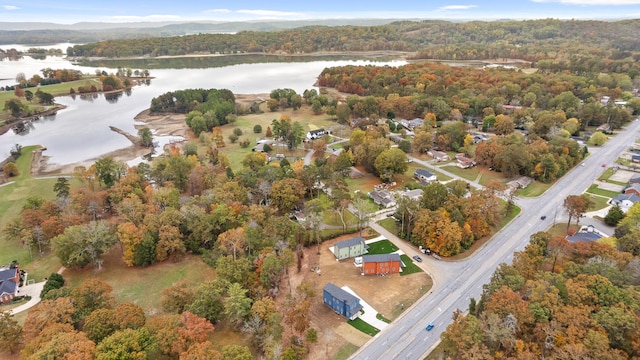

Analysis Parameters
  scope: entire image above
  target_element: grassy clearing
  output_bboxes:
[598,168,615,181]
[378,218,400,236]
[0,146,70,276]
[400,254,423,275]
[365,239,399,254]
[333,343,359,360]
[376,313,391,323]
[589,195,611,211]
[477,168,507,186]
[322,208,357,227]
[215,105,341,171]
[516,181,551,197]
[63,251,216,315]
[0,77,101,120]
[586,184,620,198]
[440,165,479,181]
[347,317,380,336]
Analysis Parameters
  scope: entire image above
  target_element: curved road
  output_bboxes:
[349,120,640,360]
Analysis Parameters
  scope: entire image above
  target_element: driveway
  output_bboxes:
[9,281,45,315]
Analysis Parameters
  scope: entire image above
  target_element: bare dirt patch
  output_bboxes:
[278,232,432,360]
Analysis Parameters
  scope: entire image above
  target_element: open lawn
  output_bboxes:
[399,254,423,276]
[378,218,401,236]
[441,165,479,181]
[586,184,620,198]
[216,105,340,171]
[63,250,216,316]
[365,239,399,254]
[0,77,100,121]
[516,181,551,197]
[0,146,71,279]
[589,195,611,211]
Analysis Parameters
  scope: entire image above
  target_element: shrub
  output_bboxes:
[40,273,65,298]
[239,139,251,148]
[253,124,262,133]
[233,128,243,136]
[228,133,239,143]
[3,162,18,177]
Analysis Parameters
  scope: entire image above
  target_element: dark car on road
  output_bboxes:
[426,323,434,331]
[412,255,422,262]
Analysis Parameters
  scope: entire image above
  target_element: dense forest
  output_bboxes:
[439,229,640,359]
[66,19,640,70]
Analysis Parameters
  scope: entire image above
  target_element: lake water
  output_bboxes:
[0,44,406,165]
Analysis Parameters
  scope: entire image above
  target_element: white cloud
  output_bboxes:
[205,9,232,14]
[3,5,19,10]
[236,9,306,17]
[531,0,640,4]
[438,5,478,11]
[108,14,182,21]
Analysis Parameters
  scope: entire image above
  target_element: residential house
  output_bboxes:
[427,150,450,162]
[333,237,368,260]
[566,225,604,244]
[414,169,437,184]
[306,128,326,140]
[399,188,424,201]
[597,123,612,133]
[632,155,640,163]
[252,139,275,152]
[624,183,640,196]
[507,176,533,190]
[399,118,424,131]
[361,253,402,275]
[455,153,476,169]
[610,193,640,213]
[0,264,20,304]
[630,174,640,184]
[323,283,363,320]
[369,190,396,208]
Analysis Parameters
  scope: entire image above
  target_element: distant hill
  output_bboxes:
[0,19,404,44]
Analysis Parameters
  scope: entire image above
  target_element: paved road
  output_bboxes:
[349,120,640,360]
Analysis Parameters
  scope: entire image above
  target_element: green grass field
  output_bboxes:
[399,254,423,276]
[441,165,479,181]
[347,317,380,336]
[516,181,551,197]
[0,77,100,122]
[365,239,399,254]
[586,184,620,198]
[0,147,61,268]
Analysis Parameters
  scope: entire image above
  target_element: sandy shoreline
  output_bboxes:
[30,93,269,176]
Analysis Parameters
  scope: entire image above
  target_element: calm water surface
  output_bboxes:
[0,45,405,164]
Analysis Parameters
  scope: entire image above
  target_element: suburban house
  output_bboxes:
[414,169,437,184]
[455,153,476,169]
[333,237,368,260]
[629,174,640,184]
[610,193,640,213]
[369,190,396,208]
[306,128,326,140]
[323,283,363,320]
[252,139,275,152]
[427,150,450,162]
[399,188,424,201]
[0,264,20,304]
[566,225,605,244]
[399,118,424,131]
[361,253,402,275]
[507,176,533,190]
[624,183,640,196]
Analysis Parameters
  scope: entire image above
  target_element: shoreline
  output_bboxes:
[0,105,66,136]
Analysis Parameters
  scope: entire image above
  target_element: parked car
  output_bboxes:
[412,255,422,262]
[386,213,395,218]
[602,163,606,167]
[540,215,546,220]
[426,323,435,331]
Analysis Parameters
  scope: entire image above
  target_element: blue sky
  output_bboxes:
[2,0,640,23]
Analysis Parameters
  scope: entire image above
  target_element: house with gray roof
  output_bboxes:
[0,264,20,304]
[361,253,402,275]
[566,225,605,244]
[414,169,437,184]
[369,190,396,208]
[333,237,368,260]
[323,283,363,320]
[610,193,640,213]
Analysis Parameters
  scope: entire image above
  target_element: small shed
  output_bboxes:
[361,253,402,275]
[323,283,363,320]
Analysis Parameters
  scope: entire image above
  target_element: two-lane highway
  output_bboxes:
[350,120,640,359]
